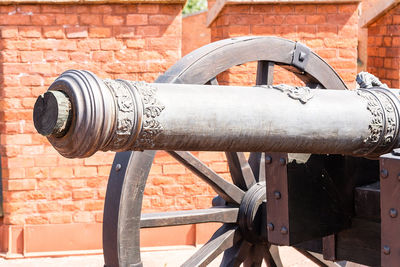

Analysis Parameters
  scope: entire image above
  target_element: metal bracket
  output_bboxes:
[292,42,311,71]
[266,153,290,245]
[380,151,400,266]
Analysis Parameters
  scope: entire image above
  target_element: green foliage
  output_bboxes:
[182,0,207,15]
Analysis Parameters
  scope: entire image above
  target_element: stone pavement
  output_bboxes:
[0,246,321,267]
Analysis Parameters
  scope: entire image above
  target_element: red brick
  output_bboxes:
[0,5,16,13]
[45,51,69,62]
[72,189,94,200]
[0,14,30,25]
[3,40,32,50]
[114,27,136,38]
[226,5,250,14]
[89,5,112,14]
[227,25,250,36]
[77,39,100,51]
[98,166,111,176]
[19,26,41,38]
[104,15,124,25]
[394,15,400,24]
[1,27,18,38]
[26,215,48,224]
[95,211,103,222]
[20,75,43,86]
[49,167,74,178]
[295,5,316,13]
[31,14,55,25]
[100,39,123,50]
[285,15,306,25]
[306,15,326,24]
[70,52,90,62]
[27,167,50,179]
[50,191,71,200]
[84,200,104,211]
[21,145,44,155]
[56,14,78,25]
[79,14,102,25]
[20,51,43,63]
[276,5,294,14]
[149,14,175,25]
[339,49,357,59]
[74,166,97,177]
[86,177,106,188]
[43,27,65,39]
[263,15,284,25]
[393,37,400,47]
[66,26,88,38]
[317,4,337,13]
[92,51,114,62]
[3,134,32,145]
[137,4,159,14]
[162,185,184,196]
[89,27,112,38]
[136,26,160,36]
[113,5,137,14]
[2,168,25,179]
[126,39,145,49]
[73,212,92,223]
[163,164,186,175]
[6,179,36,191]
[48,213,72,224]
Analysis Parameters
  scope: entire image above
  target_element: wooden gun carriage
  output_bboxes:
[32,36,400,267]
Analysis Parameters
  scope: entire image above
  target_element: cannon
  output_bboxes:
[33,36,399,266]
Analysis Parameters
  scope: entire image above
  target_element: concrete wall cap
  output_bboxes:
[0,0,186,4]
[360,0,400,28]
[207,0,361,26]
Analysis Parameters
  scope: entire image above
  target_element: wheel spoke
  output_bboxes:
[207,77,219,85]
[181,224,241,267]
[220,239,252,267]
[294,248,330,267]
[243,245,264,267]
[256,60,274,85]
[262,245,278,267]
[140,207,238,228]
[248,152,266,182]
[167,151,245,205]
[226,152,257,190]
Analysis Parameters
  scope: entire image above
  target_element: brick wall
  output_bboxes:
[182,11,210,56]
[0,2,184,256]
[367,4,400,88]
[209,2,360,88]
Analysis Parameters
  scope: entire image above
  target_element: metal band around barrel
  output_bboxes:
[356,89,399,156]
[103,79,138,151]
[127,81,165,149]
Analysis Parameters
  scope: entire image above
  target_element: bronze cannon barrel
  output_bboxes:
[33,70,400,158]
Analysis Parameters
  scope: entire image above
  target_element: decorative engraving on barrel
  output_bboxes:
[129,81,165,148]
[266,84,314,104]
[376,92,397,146]
[103,79,135,149]
[356,90,384,155]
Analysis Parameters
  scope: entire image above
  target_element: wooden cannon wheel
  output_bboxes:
[102,36,348,267]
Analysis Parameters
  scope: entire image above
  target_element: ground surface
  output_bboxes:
[0,246,326,267]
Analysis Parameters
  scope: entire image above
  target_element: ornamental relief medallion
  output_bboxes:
[263,84,314,104]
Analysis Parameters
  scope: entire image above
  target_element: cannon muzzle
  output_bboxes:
[33,70,400,158]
